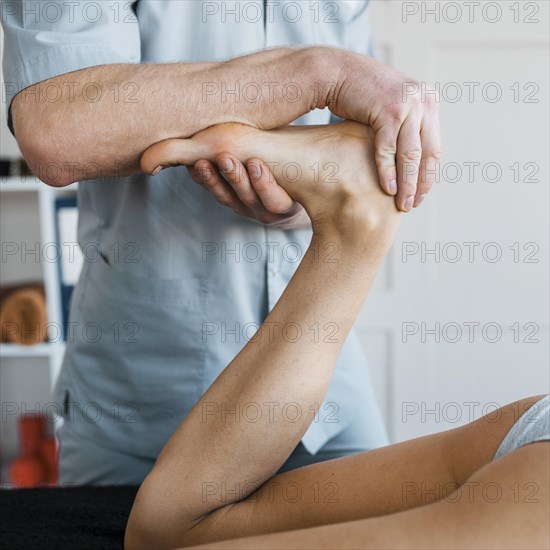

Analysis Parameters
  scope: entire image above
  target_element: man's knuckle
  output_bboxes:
[428,147,443,161]
[247,200,262,210]
[251,179,269,192]
[201,170,215,182]
[408,89,423,104]
[268,202,290,215]
[425,89,440,106]
[217,197,232,207]
[376,145,397,160]
[401,148,422,162]
[385,103,406,124]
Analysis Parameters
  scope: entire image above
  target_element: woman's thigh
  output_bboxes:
[192,396,546,544]
[192,441,549,550]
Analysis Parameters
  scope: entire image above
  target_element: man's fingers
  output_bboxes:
[141,138,203,175]
[194,158,300,225]
[415,116,442,207]
[396,115,422,212]
[214,153,263,211]
[374,125,399,196]
[214,155,296,216]
[246,159,296,214]
[194,160,252,217]
[187,166,202,184]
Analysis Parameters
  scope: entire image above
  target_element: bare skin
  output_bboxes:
[125,123,549,550]
[11,45,441,211]
[186,157,312,230]
[140,121,394,231]
[12,48,319,186]
[187,439,549,550]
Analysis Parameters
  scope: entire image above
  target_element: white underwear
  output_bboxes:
[494,395,550,459]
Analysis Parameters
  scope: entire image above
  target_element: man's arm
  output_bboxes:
[186,52,443,214]
[12,45,441,211]
[11,47,329,186]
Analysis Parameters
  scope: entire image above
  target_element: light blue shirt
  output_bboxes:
[2,0,387,458]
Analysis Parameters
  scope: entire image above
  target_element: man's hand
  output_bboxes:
[141,120,396,234]
[187,156,310,229]
[15,43,440,199]
[193,49,441,215]
[331,51,442,211]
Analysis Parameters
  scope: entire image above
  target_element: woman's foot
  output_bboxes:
[141,121,399,233]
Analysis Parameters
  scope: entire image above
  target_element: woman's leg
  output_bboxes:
[139,121,386,228]
[128,124,548,549]
[126,121,402,550]
[180,396,546,547]
[189,440,549,549]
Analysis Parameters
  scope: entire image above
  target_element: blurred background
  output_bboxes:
[359,0,549,443]
[1,0,549,487]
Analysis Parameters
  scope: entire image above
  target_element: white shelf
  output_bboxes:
[0,176,42,192]
[0,342,65,358]
[0,176,78,192]
[1,176,78,393]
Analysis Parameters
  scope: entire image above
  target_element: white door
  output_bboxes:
[358,0,550,442]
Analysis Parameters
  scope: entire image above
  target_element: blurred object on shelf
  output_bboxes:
[0,159,11,177]
[0,283,48,345]
[0,157,34,178]
[8,414,58,488]
[55,195,81,340]
[17,157,34,177]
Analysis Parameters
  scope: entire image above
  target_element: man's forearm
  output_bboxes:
[11,47,336,186]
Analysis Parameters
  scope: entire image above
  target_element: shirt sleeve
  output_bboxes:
[2,1,142,135]
[345,0,376,56]
[329,0,374,125]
